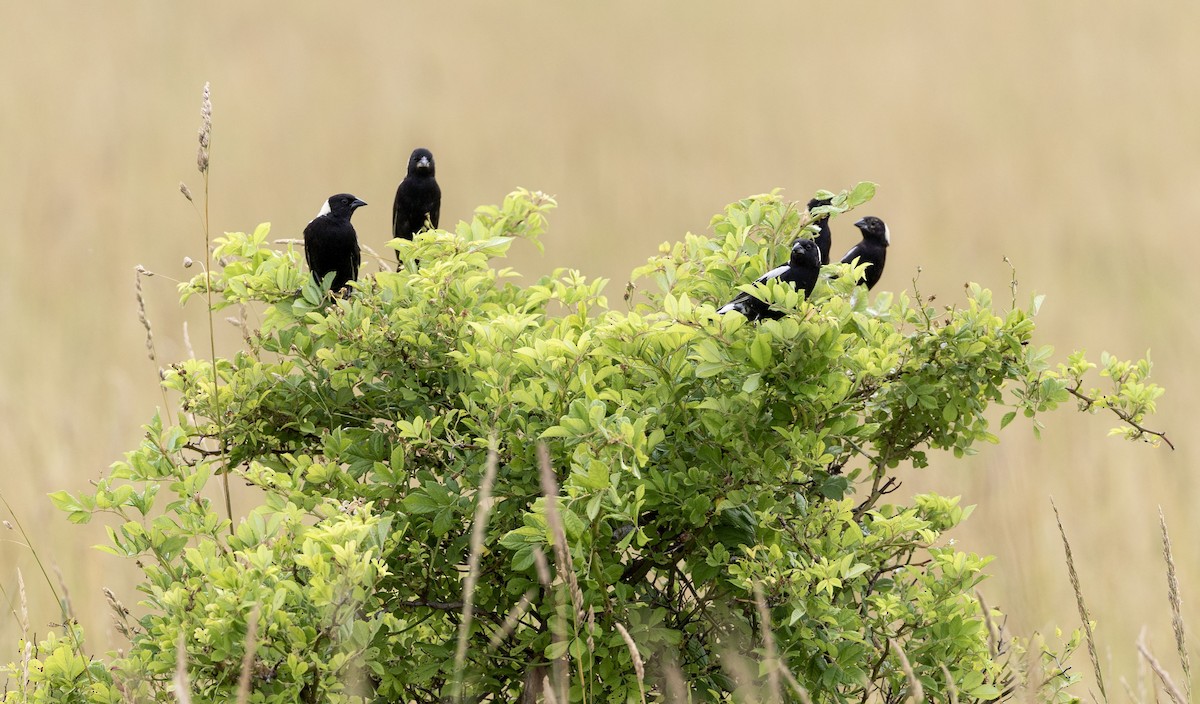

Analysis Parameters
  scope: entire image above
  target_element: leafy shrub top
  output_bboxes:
[24,188,1164,703]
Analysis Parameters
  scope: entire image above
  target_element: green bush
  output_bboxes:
[12,187,1164,702]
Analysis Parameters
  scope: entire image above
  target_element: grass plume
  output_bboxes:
[186,81,232,530]
[452,447,499,700]
[174,633,193,704]
[1159,507,1192,700]
[135,264,175,426]
[751,582,783,704]
[613,622,647,704]
[889,639,925,704]
[235,604,260,704]
[536,445,578,703]
[1051,497,1108,703]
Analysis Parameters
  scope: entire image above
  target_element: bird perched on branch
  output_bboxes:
[303,193,366,293]
[807,197,834,265]
[718,238,822,321]
[838,216,889,290]
[392,148,441,258]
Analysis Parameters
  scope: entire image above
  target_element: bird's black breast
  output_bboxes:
[393,178,442,241]
[304,215,360,291]
[840,242,887,290]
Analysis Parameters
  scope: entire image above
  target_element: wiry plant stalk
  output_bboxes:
[889,639,925,703]
[52,563,74,624]
[537,445,584,622]
[780,668,814,704]
[103,587,133,641]
[1159,507,1192,701]
[174,633,193,704]
[751,582,783,704]
[135,265,175,427]
[976,589,1001,658]
[452,447,499,701]
[536,446,578,704]
[663,661,689,704]
[191,82,232,530]
[487,591,534,651]
[16,569,27,640]
[236,604,260,704]
[1119,675,1143,704]
[1139,628,1188,704]
[614,622,647,704]
[0,493,94,685]
[1051,498,1108,703]
[940,663,960,704]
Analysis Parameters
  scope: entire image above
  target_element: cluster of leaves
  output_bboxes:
[8,188,1165,702]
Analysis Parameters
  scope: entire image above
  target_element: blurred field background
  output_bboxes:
[2,1,1198,693]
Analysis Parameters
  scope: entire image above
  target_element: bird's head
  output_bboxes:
[320,193,368,220]
[807,198,834,227]
[789,238,822,269]
[409,148,436,177]
[854,216,889,246]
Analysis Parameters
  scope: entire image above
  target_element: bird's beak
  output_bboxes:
[854,218,867,229]
[352,199,367,209]
[417,156,431,169]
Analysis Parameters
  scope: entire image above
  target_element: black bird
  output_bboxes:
[807,197,834,265]
[303,193,366,293]
[392,148,441,252]
[838,216,889,290]
[718,238,822,321]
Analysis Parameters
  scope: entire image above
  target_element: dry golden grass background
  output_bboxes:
[2,1,1197,692]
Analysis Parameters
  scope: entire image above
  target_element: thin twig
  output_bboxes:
[1065,386,1174,450]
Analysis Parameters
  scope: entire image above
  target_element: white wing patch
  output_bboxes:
[758,264,790,282]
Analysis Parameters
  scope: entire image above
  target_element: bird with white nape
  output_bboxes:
[718,238,823,322]
[837,216,889,290]
[304,193,366,293]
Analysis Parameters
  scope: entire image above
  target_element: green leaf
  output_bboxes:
[819,476,850,500]
[749,334,772,370]
[846,181,878,208]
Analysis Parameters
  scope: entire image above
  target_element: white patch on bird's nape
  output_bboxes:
[317,199,332,218]
[884,223,891,245]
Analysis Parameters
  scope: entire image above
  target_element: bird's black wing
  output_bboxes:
[392,184,407,241]
[303,220,318,273]
[815,222,832,266]
[351,241,361,280]
[717,264,791,320]
[839,244,864,265]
